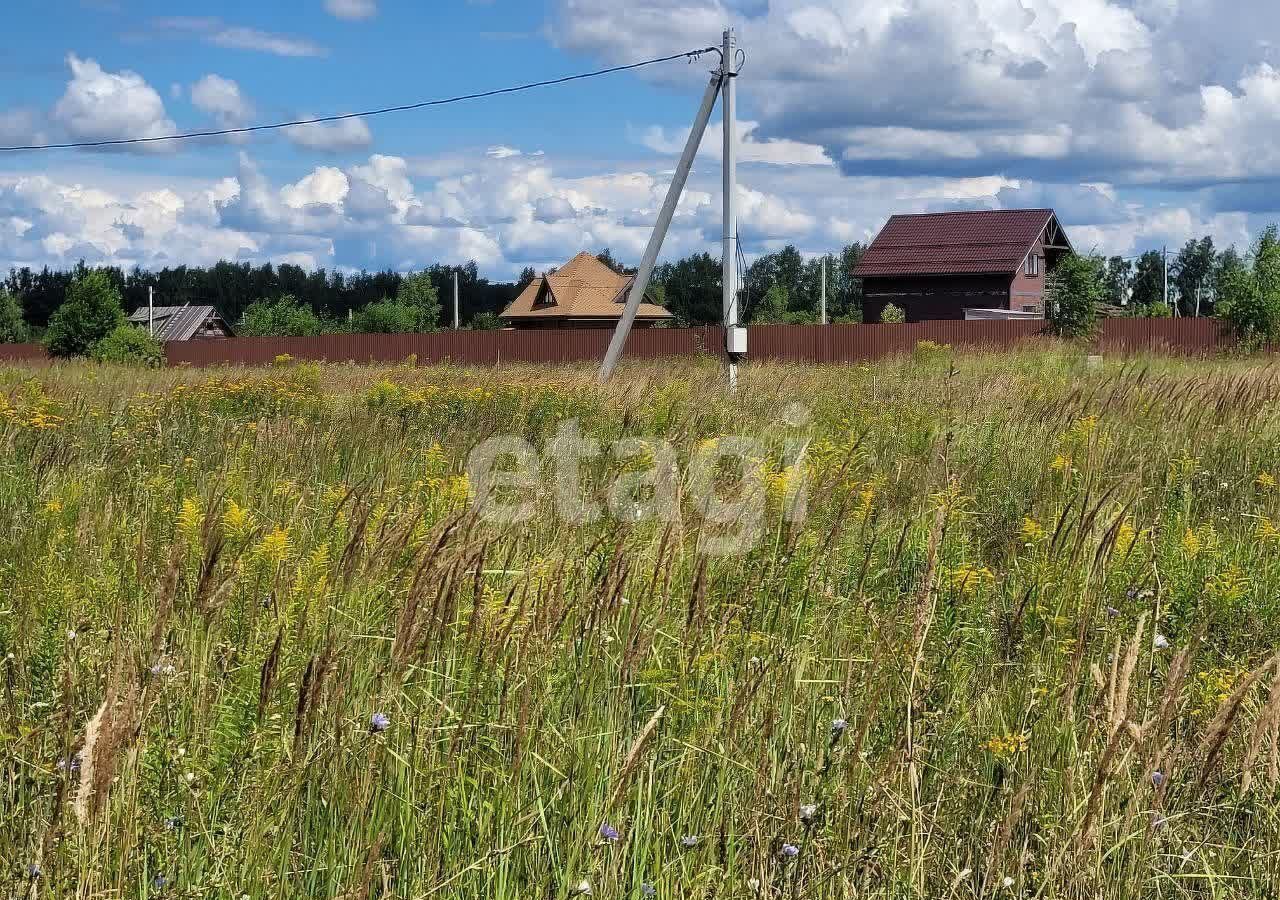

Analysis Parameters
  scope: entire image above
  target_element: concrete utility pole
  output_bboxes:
[721,27,743,392]
[453,268,460,329]
[599,54,723,382]
[148,285,154,337]
[1163,246,1170,314]
[820,256,827,325]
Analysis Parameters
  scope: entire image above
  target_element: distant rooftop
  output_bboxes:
[854,209,1069,278]
[127,304,233,341]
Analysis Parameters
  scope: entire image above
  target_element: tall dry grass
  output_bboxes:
[2,349,1280,897]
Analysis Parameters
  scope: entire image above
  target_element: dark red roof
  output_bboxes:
[854,209,1059,277]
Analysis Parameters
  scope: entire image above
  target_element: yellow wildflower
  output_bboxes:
[1257,472,1277,491]
[176,497,202,537]
[1182,522,1219,558]
[948,564,995,596]
[1114,520,1139,556]
[1205,566,1248,604]
[255,526,293,564]
[983,731,1029,759]
[1257,516,1280,546]
[221,499,255,538]
[1019,517,1047,545]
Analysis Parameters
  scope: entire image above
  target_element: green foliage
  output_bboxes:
[0,289,29,343]
[1218,224,1280,348]
[653,252,721,325]
[751,283,797,324]
[1045,253,1101,338]
[1102,256,1133,307]
[238,294,328,336]
[352,300,426,334]
[1129,250,1166,310]
[1172,236,1216,315]
[44,271,125,357]
[397,271,442,329]
[880,302,906,323]
[89,324,164,367]
[1136,301,1173,318]
[468,312,503,331]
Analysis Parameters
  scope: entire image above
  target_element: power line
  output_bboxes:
[0,48,718,153]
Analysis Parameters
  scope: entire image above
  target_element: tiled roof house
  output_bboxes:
[500,252,673,329]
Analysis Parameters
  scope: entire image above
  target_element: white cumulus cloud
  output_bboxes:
[190,74,253,128]
[52,55,177,150]
[285,116,373,152]
[325,0,378,20]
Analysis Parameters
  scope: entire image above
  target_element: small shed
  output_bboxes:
[128,304,234,341]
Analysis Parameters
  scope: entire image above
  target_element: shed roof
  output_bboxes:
[854,209,1068,278]
[127,304,232,341]
[501,252,673,321]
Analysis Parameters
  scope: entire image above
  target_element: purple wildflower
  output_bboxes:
[830,718,848,741]
[1105,606,1120,618]
[370,712,391,733]
[1151,770,1165,788]
[679,835,699,849]
[780,843,800,859]
[799,804,817,824]
[153,874,168,889]
[599,823,620,843]
[641,883,656,898]
[27,864,41,880]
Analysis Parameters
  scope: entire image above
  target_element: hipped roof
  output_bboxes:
[501,252,673,320]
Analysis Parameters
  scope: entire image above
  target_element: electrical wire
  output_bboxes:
[0,47,718,153]
[736,229,751,319]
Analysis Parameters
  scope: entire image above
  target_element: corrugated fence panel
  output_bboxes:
[3,319,1264,370]
[0,343,49,363]
[1097,317,1228,355]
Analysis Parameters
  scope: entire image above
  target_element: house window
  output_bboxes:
[1022,305,1038,313]
[1024,254,1041,277]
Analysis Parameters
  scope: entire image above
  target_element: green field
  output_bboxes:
[5,349,1280,898]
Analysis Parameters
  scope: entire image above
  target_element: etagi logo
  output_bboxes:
[465,404,812,556]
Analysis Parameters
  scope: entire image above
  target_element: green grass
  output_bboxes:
[4,349,1280,898]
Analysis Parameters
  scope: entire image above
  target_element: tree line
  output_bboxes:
[4,228,1280,351]
[1046,226,1280,346]
[0,243,871,345]
[1096,238,1245,317]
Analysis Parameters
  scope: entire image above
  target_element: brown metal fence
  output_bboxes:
[0,318,1255,368]
[0,343,50,363]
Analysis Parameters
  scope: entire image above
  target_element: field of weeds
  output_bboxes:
[5,349,1280,898]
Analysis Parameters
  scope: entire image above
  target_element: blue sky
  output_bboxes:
[3,0,1280,278]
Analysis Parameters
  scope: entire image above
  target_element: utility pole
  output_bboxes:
[1163,246,1170,315]
[148,285,154,337]
[1195,278,1202,318]
[820,256,827,325]
[721,27,744,391]
[452,268,460,329]
[600,51,723,382]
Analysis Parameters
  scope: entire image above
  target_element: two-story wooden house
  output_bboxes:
[854,209,1074,322]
